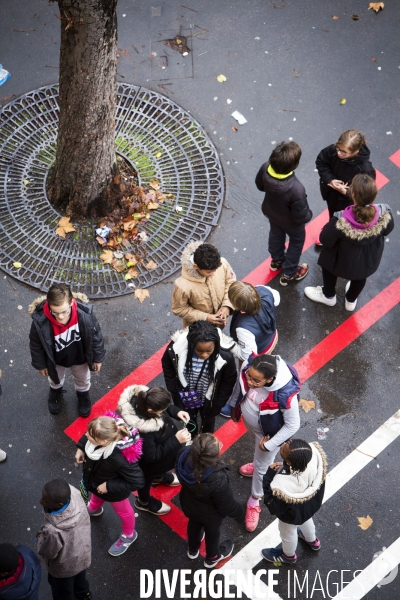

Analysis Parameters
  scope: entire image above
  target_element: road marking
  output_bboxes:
[389,148,400,168]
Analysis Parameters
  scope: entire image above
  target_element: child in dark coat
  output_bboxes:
[0,543,41,600]
[262,439,326,565]
[256,141,312,287]
[176,433,245,569]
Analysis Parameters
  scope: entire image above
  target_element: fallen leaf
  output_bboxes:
[55,227,67,238]
[99,250,114,264]
[231,126,238,132]
[155,151,162,158]
[96,235,107,246]
[147,202,159,210]
[332,15,340,19]
[56,216,76,238]
[145,260,158,269]
[299,398,316,413]
[368,2,384,12]
[13,262,22,269]
[149,180,160,189]
[293,68,300,77]
[217,74,227,83]
[127,267,139,277]
[112,258,126,273]
[371,56,377,61]
[357,515,373,530]
[351,14,359,20]
[113,251,124,259]
[125,253,136,263]
[23,179,29,185]
[134,289,150,303]
[339,98,346,105]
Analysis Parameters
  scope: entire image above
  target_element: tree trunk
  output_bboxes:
[50,0,120,219]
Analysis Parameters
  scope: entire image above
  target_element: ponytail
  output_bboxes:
[350,174,377,225]
[88,416,129,443]
[190,434,220,483]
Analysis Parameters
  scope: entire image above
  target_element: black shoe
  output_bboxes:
[134,497,171,515]
[75,592,92,600]
[204,539,234,568]
[48,387,63,415]
[77,390,91,418]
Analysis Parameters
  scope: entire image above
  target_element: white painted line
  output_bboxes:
[219,410,400,600]
[332,536,400,599]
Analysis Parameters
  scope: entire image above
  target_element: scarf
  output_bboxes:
[85,416,143,461]
[267,164,293,179]
[342,205,379,230]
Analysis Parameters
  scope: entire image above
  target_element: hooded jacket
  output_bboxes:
[76,420,144,503]
[118,385,183,474]
[0,546,41,600]
[318,204,394,280]
[256,162,312,229]
[176,447,245,524]
[263,442,327,525]
[36,485,91,578]
[161,328,237,416]
[28,293,106,385]
[316,143,376,209]
[171,241,236,328]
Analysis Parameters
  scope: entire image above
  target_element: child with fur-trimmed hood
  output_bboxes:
[28,283,105,417]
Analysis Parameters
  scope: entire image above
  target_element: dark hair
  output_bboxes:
[269,141,302,174]
[190,433,220,482]
[228,281,261,315]
[134,387,172,418]
[47,283,73,306]
[250,355,277,379]
[286,439,313,472]
[337,129,366,153]
[0,544,19,575]
[350,174,377,224]
[193,244,222,271]
[186,321,221,380]
[43,478,71,506]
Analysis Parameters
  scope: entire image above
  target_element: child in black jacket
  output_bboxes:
[176,433,245,569]
[261,439,326,565]
[256,141,312,287]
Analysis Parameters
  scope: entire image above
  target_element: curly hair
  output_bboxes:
[250,354,277,379]
[286,439,313,472]
[186,320,221,380]
[193,244,222,271]
[42,478,71,506]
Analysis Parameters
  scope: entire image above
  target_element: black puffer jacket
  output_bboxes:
[318,204,394,280]
[176,447,245,524]
[256,161,312,228]
[316,144,376,211]
[77,432,145,502]
[28,293,105,385]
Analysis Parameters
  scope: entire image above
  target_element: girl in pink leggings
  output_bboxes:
[75,415,144,557]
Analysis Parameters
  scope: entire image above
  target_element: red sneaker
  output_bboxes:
[239,463,254,477]
[315,236,323,247]
[245,504,261,532]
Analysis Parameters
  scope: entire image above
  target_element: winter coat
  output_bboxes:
[0,546,41,600]
[118,385,184,476]
[316,144,376,211]
[256,162,312,229]
[176,447,245,524]
[77,426,144,503]
[263,442,327,525]
[161,328,238,416]
[36,485,91,578]
[318,204,394,280]
[28,293,106,385]
[171,241,236,328]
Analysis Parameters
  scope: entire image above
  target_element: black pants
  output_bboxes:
[322,268,366,302]
[187,517,223,559]
[268,221,306,278]
[188,406,215,435]
[48,570,89,600]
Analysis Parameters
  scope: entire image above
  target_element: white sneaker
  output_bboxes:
[304,286,336,306]
[344,281,357,311]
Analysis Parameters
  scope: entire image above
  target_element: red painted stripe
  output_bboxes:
[389,149,400,169]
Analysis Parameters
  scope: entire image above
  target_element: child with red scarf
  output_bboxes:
[29,283,105,416]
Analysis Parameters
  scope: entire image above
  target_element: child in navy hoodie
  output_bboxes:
[0,544,41,600]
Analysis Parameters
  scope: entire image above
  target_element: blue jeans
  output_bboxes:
[268,221,306,278]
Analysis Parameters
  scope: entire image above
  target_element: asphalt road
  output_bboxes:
[0,0,400,599]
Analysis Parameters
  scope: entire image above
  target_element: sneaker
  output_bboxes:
[0,449,7,463]
[245,503,261,532]
[270,260,284,271]
[262,547,297,565]
[297,527,321,551]
[344,281,357,311]
[76,390,91,418]
[280,263,309,287]
[48,387,63,415]
[135,497,171,515]
[315,236,323,247]
[239,463,254,477]
[187,532,205,559]
[152,472,180,487]
[108,531,138,556]
[304,286,336,306]
[88,506,104,517]
[204,540,234,568]
[220,404,231,418]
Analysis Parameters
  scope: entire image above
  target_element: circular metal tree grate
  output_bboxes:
[0,84,224,298]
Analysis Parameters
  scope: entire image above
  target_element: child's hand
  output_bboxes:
[93,362,102,373]
[177,410,190,424]
[176,429,191,444]
[270,462,283,471]
[97,482,108,494]
[75,449,85,465]
[39,368,48,376]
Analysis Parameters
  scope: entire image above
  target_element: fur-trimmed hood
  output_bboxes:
[28,292,90,316]
[270,442,327,505]
[335,204,392,242]
[180,240,205,281]
[117,385,167,433]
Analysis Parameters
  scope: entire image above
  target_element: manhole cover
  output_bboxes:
[0,84,224,298]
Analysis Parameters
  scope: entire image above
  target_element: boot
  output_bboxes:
[77,390,91,418]
[48,387,63,414]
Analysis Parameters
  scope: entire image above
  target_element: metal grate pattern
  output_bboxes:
[0,84,224,298]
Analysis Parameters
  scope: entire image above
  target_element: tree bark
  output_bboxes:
[50,0,120,219]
